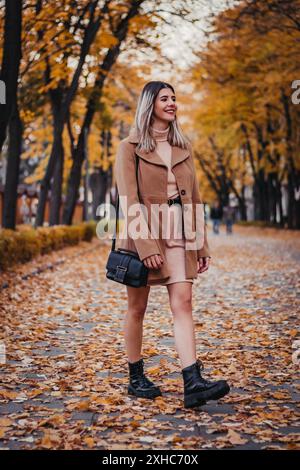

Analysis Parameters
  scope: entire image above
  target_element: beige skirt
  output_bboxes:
[147,203,194,286]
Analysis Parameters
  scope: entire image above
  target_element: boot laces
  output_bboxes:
[196,359,205,373]
[196,359,210,385]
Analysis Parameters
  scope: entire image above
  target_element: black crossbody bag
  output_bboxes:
[105,155,149,287]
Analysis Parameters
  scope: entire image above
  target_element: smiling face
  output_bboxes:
[152,87,177,126]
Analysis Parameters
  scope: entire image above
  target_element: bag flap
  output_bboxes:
[106,251,146,280]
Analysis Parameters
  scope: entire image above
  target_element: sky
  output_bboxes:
[157,0,234,70]
[120,0,238,83]
[149,0,238,79]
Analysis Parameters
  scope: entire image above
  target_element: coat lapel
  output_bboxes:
[128,127,190,169]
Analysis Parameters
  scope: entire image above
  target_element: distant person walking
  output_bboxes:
[20,194,30,225]
[222,204,235,234]
[210,201,223,234]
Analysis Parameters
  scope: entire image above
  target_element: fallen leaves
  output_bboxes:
[40,430,61,449]
[0,229,299,450]
[227,429,248,446]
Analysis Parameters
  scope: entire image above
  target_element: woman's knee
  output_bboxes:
[127,296,148,318]
[170,294,192,315]
[126,286,149,318]
[127,304,147,319]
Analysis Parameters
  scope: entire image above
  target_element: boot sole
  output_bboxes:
[128,384,162,399]
[184,382,230,408]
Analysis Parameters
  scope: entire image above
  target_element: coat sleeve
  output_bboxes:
[114,140,161,261]
[189,143,211,259]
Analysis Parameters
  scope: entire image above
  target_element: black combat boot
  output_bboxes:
[128,358,162,399]
[182,359,230,408]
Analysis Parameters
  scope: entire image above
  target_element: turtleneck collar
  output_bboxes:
[150,124,170,142]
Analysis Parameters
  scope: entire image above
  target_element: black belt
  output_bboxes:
[167,195,182,206]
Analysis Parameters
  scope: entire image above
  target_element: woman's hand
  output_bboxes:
[197,257,211,274]
[143,254,164,270]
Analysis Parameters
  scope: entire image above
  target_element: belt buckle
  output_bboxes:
[168,197,181,206]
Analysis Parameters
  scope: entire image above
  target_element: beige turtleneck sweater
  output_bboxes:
[151,125,179,199]
[150,125,184,248]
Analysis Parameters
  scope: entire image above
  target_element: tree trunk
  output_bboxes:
[0,0,22,153]
[62,134,85,225]
[49,141,64,225]
[267,173,276,224]
[276,178,284,226]
[35,116,64,227]
[90,169,108,219]
[2,101,23,229]
[238,193,247,220]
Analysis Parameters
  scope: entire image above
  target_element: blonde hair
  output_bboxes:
[131,81,190,153]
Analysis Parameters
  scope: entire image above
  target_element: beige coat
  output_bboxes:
[114,127,211,284]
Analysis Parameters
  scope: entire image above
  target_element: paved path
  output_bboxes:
[0,225,299,449]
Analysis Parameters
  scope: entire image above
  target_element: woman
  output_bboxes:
[114,81,230,409]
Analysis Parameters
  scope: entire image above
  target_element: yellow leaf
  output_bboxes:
[0,418,12,427]
[75,400,91,411]
[84,437,95,448]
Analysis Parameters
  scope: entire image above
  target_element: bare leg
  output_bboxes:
[167,282,197,369]
[124,285,150,363]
